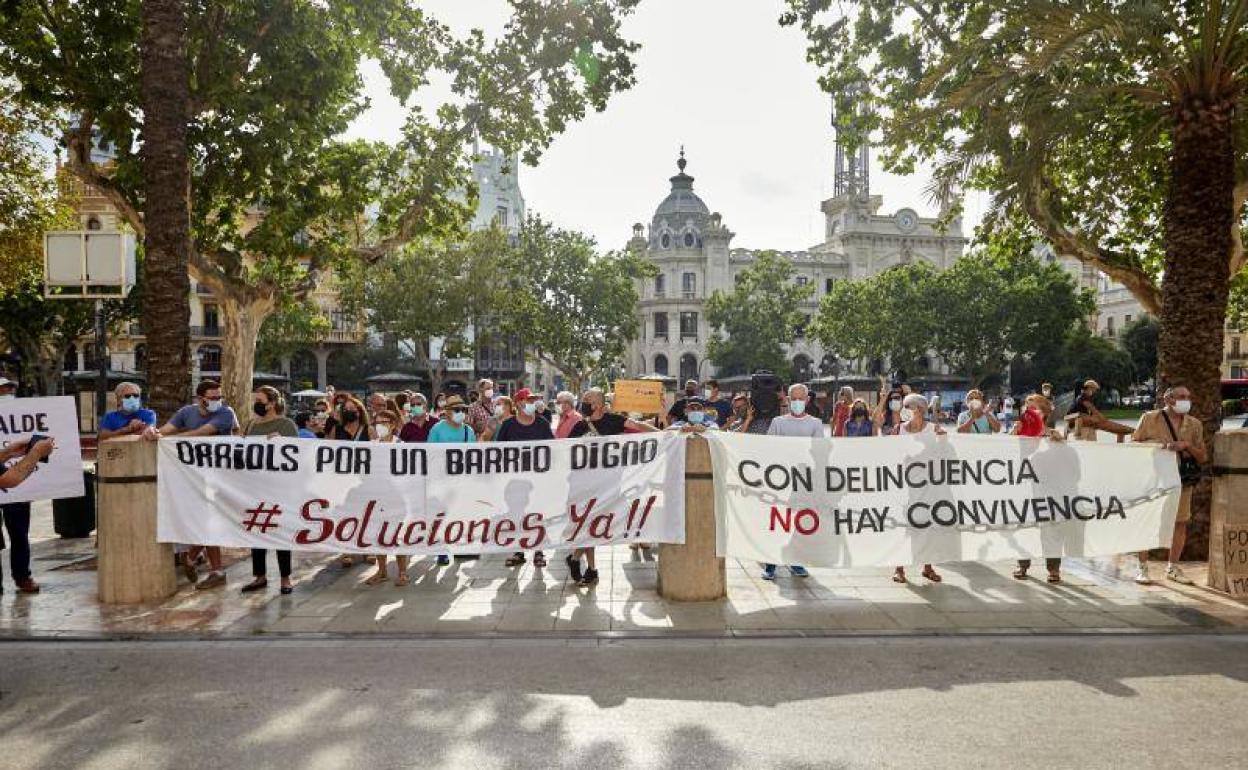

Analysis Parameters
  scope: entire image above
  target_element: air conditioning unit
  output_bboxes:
[43,231,138,299]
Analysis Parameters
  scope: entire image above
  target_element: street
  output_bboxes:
[1,635,1245,769]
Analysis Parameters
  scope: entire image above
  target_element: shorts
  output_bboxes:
[1176,486,1193,524]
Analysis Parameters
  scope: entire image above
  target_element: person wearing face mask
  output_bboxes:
[873,382,907,435]
[399,393,439,442]
[667,398,720,433]
[0,376,56,595]
[362,409,413,586]
[843,398,876,437]
[496,389,555,569]
[726,393,754,432]
[553,391,583,438]
[891,393,945,585]
[327,395,370,442]
[1130,384,1207,585]
[428,395,476,443]
[830,386,855,437]
[767,384,826,438]
[666,379,701,426]
[98,381,158,440]
[1011,393,1066,583]
[956,389,1002,435]
[703,379,732,425]
[467,378,496,436]
[481,395,514,441]
[143,380,240,589]
[241,386,298,595]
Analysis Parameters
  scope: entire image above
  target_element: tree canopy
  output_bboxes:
[705,251,816,377]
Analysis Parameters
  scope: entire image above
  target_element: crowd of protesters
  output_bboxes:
[0,371,1206,597]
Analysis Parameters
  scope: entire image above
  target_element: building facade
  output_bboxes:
[625,147,968,386]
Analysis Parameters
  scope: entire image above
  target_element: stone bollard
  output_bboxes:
[97,436,176,604]
[1208,430,1248,596]
[658,436,726,602]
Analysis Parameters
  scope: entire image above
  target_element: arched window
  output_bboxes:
[660,232,671,249]
[679,353,697,384]
[654,354,668,376]
[198,344,222,373]
[683,231,695,247]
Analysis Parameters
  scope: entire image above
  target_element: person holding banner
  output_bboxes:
[144,380,240,590]
[363,409,412,586]
[399,393,439,442]
[892,393,945,584]
[1130,385,1206,586]
[241,386,298,595]
[498,389,555,569]
[1013,393,1066,583]
[668,398,719,433]
[874,382,906,435]
[1,432,56,595]
[759,384,826,580]
[98,382,157,440]
[830,386,854,437]
[842,398,876,437]
[956,389,1001,435]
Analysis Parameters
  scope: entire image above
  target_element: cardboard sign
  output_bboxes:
[612,380,666,415]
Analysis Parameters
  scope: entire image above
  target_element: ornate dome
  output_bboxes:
[651,148,709,248]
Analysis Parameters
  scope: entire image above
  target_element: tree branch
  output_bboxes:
[63,114,146,238]
[1022,177,1162,314]
[1231,178,1248,276]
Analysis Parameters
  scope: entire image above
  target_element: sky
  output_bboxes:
[347,0,988,252]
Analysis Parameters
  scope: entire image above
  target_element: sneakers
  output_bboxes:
[565,554,583,583]
[195,572,227,591]
[436,555,451,566]
[1133,565,1152,585]
[761,564,777,581]
[1166,565,1194,585]
[790,565,810,578]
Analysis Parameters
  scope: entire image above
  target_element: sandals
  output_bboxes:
[921,566,943,583]
[1012,567,1029,580]
[394,573,410,587]
[364,571,389,586]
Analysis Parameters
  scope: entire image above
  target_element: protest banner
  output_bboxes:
[611,379,666,415]
[0,396,85,504]
[705,431,1181,568]
[157,432,685,555]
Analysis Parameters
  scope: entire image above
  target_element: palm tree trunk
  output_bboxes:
[1157,97,1237,559]
[140,0,192,420]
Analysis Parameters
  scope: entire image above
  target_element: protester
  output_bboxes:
[428,395,475,443]
[566,387,660,585]
[497,389,555,569]
[293,412,317,439]
[399,393,439,442]
[726,393,754,433]
[830,386,854,437]
[1067,379,1132,440]
[553,391,583,438]
[843,398,876,437]
[143,380,239,589]
[668,398,719,433]
[759,384,824,580]
[956,389,1001,435]
[874,382,906,435]
[328,395,370,441]
[98,382,158,440]
[1131,385,1207,585]
[362,409,411,586]
[891,393,944,584]
[534,397,551,423]
[366,392,388,421]
[1001,394,1016,432]
[704,379,732,425]
[241,386,298,595]
[667,379,699,425]
[0,377,55,595]
[480,395,514,441]
[467,378,495,435]
[1012,393,1065,583]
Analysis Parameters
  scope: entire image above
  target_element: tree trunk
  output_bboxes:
[219,294,275,416]
[1157,96,1237,560]
[140,0,192,420]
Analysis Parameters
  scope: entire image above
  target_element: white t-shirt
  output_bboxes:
[767,414,827,438]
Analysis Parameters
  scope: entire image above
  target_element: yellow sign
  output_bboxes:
[612,379,666,415]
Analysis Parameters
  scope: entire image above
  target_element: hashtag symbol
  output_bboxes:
[242,502,283,534]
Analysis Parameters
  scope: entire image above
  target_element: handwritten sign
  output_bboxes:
[612,379,666,415]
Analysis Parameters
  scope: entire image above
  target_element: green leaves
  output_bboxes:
[705,251,816,377]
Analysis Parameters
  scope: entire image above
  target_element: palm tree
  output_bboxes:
[139,0,192,418]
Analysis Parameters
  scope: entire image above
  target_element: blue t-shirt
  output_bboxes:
[427,421,476,443]
[169,404,238,435]
[297,428,317,439]
[100,408,157,432]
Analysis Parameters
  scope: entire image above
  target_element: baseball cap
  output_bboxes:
[512,388,537,402]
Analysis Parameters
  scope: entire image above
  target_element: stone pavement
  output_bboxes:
[4,527,1248,637]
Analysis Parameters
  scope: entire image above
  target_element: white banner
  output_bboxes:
[705,431,1181,567]
[157,432,685,555]
[0,396,85,504]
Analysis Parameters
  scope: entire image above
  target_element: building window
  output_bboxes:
[683,231,695,247]
[1233,337,1242,356]
[86,216,102,231]
[653,312,668,340]
[680,311,698,341]
[494,206,508,227]
[1106,316,1115,337]
[654,274,666,297]
[198,344,222,373]
[825,278,835,294]
[679,353,698,384]
[682,272,696,299]
[134,344,146,372]
[202,304,220,336]
[660,232,671,249]
[654,354,669,375]
[63,344,78,373]
[796,275,809,286]
[1125,314,1132,326]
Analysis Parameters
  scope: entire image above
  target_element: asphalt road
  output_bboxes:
[1,635,1246,769]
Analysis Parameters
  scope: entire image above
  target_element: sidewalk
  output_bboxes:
[4,528,1248,638]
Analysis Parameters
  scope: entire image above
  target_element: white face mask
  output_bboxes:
[451,411,466,425]
[493,405,504,418]
[375,424,392,439]
[789,399,807,415]
[703,388,713,400]
[900,408,915,422]
[1173,399,1192,415]
[205,398,223,413]
[968,399,983,411]
[522,403,537,417]
[482,389,494,400]
[889,399,902,412]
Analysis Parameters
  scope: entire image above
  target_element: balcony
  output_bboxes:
[319,328,363,344]
[680,334,699,343]
[1228,352,1247,363]
[190,325,222,339]
[681,291,697,300]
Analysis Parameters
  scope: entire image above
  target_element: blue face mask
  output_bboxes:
[687,411,705,425]
[121,395,141,412]
[410,405,425,417]
[790,399,807,415]
[522,403,537,417]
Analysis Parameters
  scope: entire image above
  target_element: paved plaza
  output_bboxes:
[4,508,1247,638]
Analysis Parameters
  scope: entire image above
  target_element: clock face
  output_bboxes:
[896,209,918,233]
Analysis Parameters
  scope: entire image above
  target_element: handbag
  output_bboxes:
[1161,411,1202,486]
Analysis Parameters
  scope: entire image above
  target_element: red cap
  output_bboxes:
[512,388,537,402]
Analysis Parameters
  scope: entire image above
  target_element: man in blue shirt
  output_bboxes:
[143,380,239,590]
[98,382,158,440]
